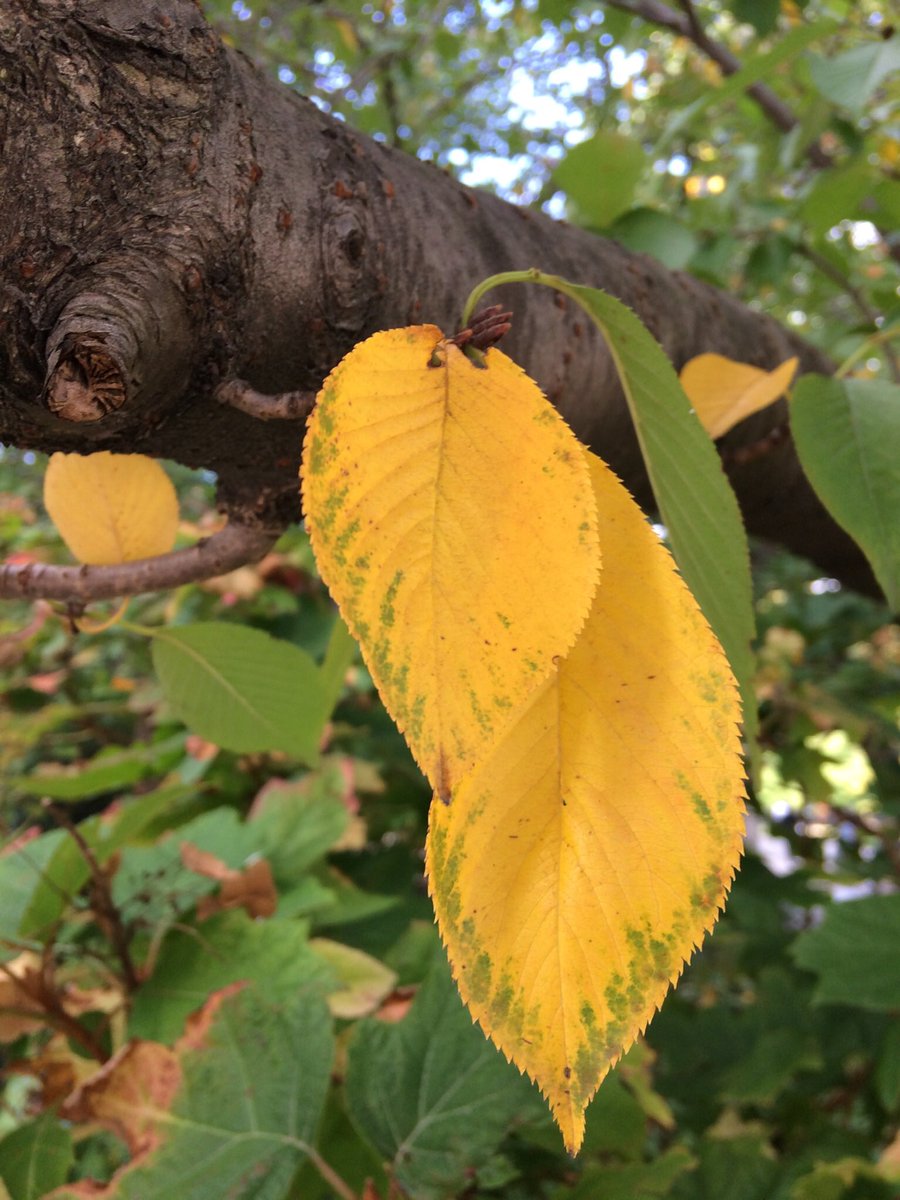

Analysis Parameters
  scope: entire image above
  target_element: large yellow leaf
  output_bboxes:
[301,326,599,797]
[680,353,798,438]
[43,452,178,564]
[427,452,745,1153]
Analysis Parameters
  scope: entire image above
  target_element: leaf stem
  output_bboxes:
[834,323,900,380]
[76,597,130,634]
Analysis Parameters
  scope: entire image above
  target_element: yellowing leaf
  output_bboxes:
[426,452,745,1154]
[301,326,599,797]
[43,452,178,564]
[680,353,798,438]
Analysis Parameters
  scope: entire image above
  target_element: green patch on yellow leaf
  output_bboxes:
[427,453,745,1154]
[301,325,600,797]
[44,452,178,565]
[679,353,798,439]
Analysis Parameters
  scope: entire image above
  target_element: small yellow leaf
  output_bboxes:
[427,452,745,1154]
[301,326,599,797]
[43,452,178,565]
[680,353,798,438]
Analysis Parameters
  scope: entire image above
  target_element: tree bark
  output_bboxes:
[0,0,877,595]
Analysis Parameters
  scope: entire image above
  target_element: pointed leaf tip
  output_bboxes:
[302,325,601,795]
[427,452,745,1153]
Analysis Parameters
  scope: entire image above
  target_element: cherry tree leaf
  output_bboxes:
[427,453,745,1153]
[302,325,600,799]
[43,452,178,564]
[47,984,334,1200]
[680,354,798,439]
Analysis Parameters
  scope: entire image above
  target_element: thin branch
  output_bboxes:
[0,519,281,603]
[607,0,900,285]
[0,959,107,1061]
[214,378,317,422]
[606,0,832,162]
[793,242,900,382]
[44,802,141,994]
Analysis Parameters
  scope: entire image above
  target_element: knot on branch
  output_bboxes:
[45,333,126,423]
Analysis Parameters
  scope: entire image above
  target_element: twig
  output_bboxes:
[214,378,317,422]
[0,958,107,1061]
[607,0,900,290]
[0,519,281,603]
[609,0,832,165]
[794,241,882,326]
[825,802,900,876]
[44,802,141,994]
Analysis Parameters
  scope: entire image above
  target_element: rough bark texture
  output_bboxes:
[0,0,877,594]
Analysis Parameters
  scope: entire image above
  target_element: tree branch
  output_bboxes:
[215,379,316,422]
[0,520,280,604]
[0,1,881,597]
[609,0,834,162]
[608,0,900,336]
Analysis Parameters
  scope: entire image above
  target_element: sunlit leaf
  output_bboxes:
[790,376,900,610]
[309,938,397,1019]
[552,131,646,228]
[679,354,798,439]
[43,452,178,565]
[427,453,745,1153]
[808,39,900,117]
[302,325,600,798]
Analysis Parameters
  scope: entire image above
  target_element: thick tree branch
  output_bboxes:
[0,0,879,597]
[0,520,280,603]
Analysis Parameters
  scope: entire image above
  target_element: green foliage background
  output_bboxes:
[1,2,899,1197]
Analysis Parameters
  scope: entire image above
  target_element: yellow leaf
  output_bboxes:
[426,452,745,1154]
[43,452,178,565]
[680,353,798,439]
[301,326,599,797]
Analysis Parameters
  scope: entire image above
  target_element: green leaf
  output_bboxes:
[721,1028,822,1103]
[808,39,900,116]
[730,0,779,36]
[0,829,70,949]
[249,765,350,885]
[687,1131,779,1200]
[345,956,537,1199]
[801,161,875,238]
[875,1020,900,1112]
[320,613,358,714]
[128,911,336,1042]
[792,893,900,1010]
[552,131,646,227]
[0,1116,72,1200]
[559,1146,696,1200]
[657,20,838,151]
[15,736,185,801]
[790,376,900,610]
[149,622,328,760]
[606,208,699,270]
[309,938,397,1018]
[111,808,259,927]
[50,988,335,1200]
